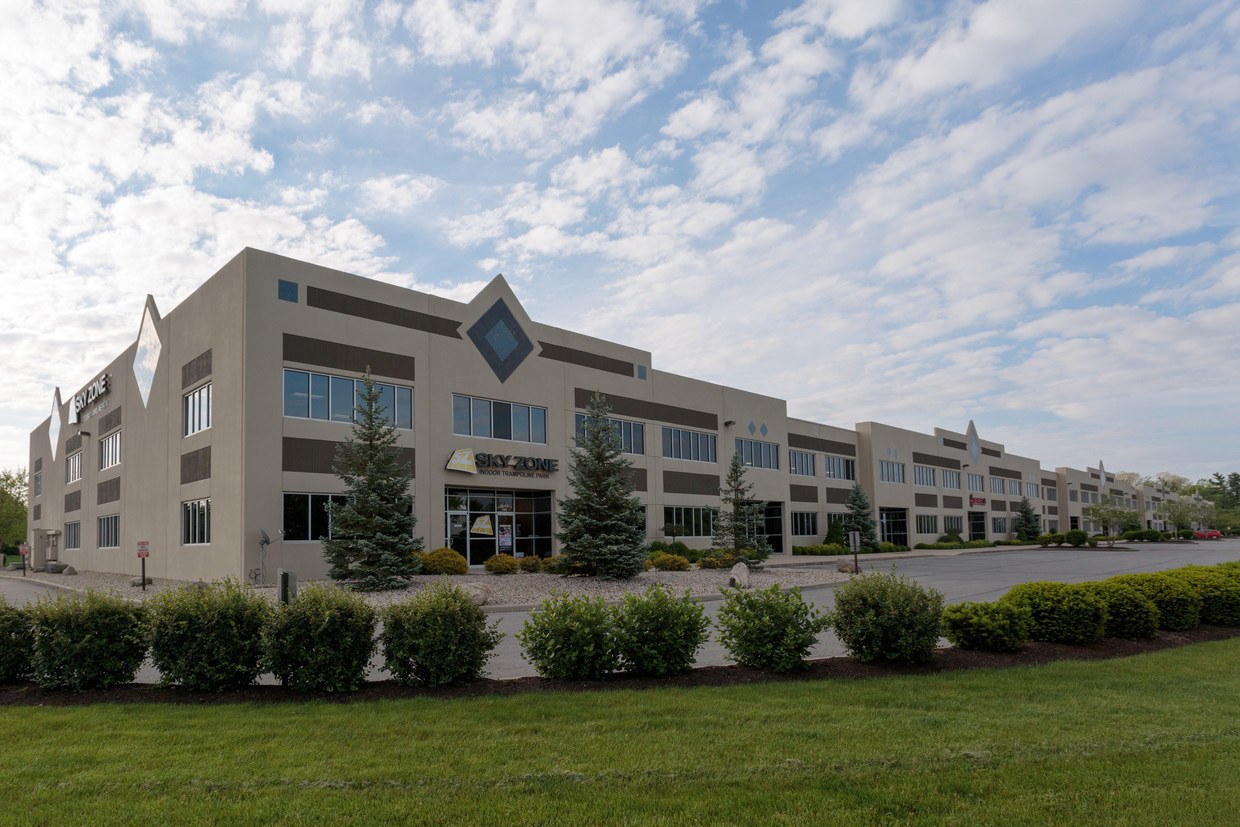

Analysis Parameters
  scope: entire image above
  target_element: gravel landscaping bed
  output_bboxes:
[2,565,848,609]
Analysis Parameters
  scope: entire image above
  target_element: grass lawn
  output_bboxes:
[3,639,1239,824]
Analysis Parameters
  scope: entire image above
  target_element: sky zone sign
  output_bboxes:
[446,448,559,477]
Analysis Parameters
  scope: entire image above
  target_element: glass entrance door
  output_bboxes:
[879,508,908,547]
[968,511,986,541]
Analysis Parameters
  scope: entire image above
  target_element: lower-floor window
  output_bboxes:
[64,521,81,550]
[944,515,963,534]
[98,514,119,548]
[915,514,938,535]
[1048,519,1059,532]
[826,512,845,527]
[664,506,716,537]
[791,511,818,536]
[182,498,211,545]
[992,517,1006,535]
[447,487,553,565]
[283,493,349,542]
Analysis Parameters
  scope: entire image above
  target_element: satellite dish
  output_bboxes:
[259,529,271,546]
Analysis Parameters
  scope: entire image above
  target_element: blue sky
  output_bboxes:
[3,0,1240,482]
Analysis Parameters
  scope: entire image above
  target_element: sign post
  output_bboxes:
[848,531,860,572]
[137,541,150,591]
[18,543,29,577]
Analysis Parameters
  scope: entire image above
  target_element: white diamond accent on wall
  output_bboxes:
[966,420,981,467]
[133,305,161,407]
[48,390,62,459]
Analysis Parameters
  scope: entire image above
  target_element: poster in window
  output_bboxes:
[498,524,513,552]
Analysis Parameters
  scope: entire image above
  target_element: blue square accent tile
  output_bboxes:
[637,365,647,380]
[277,279,298,303]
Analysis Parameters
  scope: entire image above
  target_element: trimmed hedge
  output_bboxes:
[1110,573,1201,632]
[483,554,519,574]
[518,555,544,573]
[28,589,147,690]
[516,592,618,680]
[146,579,272,691]
[716,585,828,672]
[262,584,377,692]
[1164,567,1240,626]
[613,586,709,676]
[651,553,690,572]
[0,598,33,683]
[1081,581,1158,640]
[380,582,503,686]
[421,548,469,575]
[1065,529,1088,547]
[831,571,944,663]
[941,601,1031,652]
[1000,582,1106,645]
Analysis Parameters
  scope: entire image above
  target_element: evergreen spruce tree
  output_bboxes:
[1013,496,1041,541]
[556,392,647,579]
[841,482,879,550]
[824,518,846,546]
[711,453,771,565]
[323,371,422,590]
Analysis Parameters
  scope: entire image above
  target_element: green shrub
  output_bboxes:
[935,535,957,544]
[646,541,670,557]
[380,582,502,687]
[262,584,377,692]
[791,543,849,555]
[1110,573,1201,632]
[1049,533,1066,546]
[716,585,829,672]
[667,541,694,561]
[1178,530,1194,539]
[518,555,544,573]
[0,598,33,683]
[964,539,993,548]
[1164,567,1240,626]
[516,592,618,680]
[941,601,1031,652]
[1160,531,1173,540]
[613,586,709,677]
[831,571,944,663]
[483,553,519,574]
[1087,537,1099,548]
[1000,582,1106,645]
[146,579,272,691]
[1080,581,1158,639]
[697,549,740,569]
[1036,533,1052,547]
[422,547,469,575]
[1065,529,1088,547]
[651,553,690,572]
[28,589,147,690]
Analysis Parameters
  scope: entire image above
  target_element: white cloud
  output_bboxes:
[358,173,445,214]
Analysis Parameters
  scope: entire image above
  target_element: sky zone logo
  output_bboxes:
[445,449,558,476]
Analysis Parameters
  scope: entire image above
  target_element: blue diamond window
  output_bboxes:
[467,299,533,383]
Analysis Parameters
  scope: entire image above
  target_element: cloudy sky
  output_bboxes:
[4,0,1240,483]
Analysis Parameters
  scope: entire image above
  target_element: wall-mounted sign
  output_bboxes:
[445,449,559,478]
[969,496,986,506]
[68,373,110,425]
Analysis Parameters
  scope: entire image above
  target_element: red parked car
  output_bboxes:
[1194,529,1223,540]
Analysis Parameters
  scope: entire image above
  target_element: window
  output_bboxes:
[992,517,1006,534]
[879,461,905,483]
[1069,489,1079,502]
[33,471,42,497]
[66,452,82,484]
[64,521,80,550]
[826,513,845,530]
[1048,519,1059,532]
[662,427,717,463]
[1090,492,1100,504]
[791,512,818,536]
[282,493,350,541]
[915,514,938,535]
[99,431,121,470]
[913,465,936,487]
[574,414,645,455]
[663,506,716,537]
[736,438,779,470]
[1008,479,1021,496]
[991,476,1005,494]
[277,279,298,302]
[453,394,546,443]
[184,383,212,436]
[941,470,961,490]
[1045,486,1057,501]
[823,455,856,481]
[182,498,211,545]
[968,474,985,493]
[285,369,412,430]
[789,450,815,476]
[1027,482,1039,499]
[944,515,963,534]
[98,515,119,548]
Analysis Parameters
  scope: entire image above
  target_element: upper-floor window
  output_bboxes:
[824,455,856,481]
[967,473,985,493]
[1008,479,1021,496]
[284,369,412,430]
[453,394,546,444]
[1027,482,1039,499]
[99,431,121,470]
[913,465,936,487]
[182,498,211,545]
[788,450,815,476]
[736,438,779,470]
[575,414,644,455]
[184,383,212,436]
[990,476,1005,494]
[98,514,119,549]
[791,512,818,536]
[33,471,42,497]
[662,427,717,463]
[66,452,82,484]
[64,521,80,550]
[941,470,961,490]
[1045,486,1057,501]
[1069,489,1079,502]
[879,460,905,484]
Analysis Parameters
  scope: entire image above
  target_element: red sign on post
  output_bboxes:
[19,544,29,556]
[137,541,150,559]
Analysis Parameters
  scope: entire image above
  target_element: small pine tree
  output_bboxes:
[556,392,647,579]
[824,518,846,546]
[323,371,422,591]
[1013,496,1041,541]
[711,453,771,565]
[842,482,879,550]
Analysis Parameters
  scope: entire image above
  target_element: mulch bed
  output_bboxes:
[5,626,1238,707]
